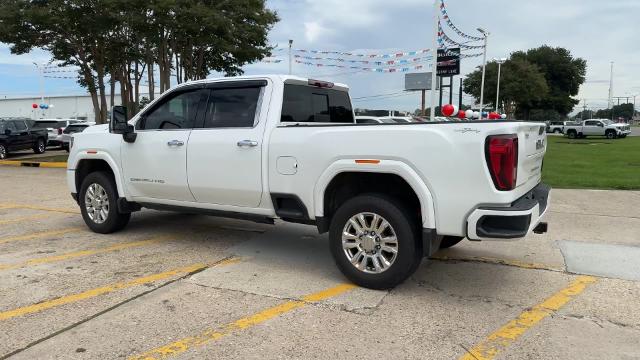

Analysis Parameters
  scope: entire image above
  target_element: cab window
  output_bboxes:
[281,84,354,123]
[138,89,205,130]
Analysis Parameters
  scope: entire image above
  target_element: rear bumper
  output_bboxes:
[466,183,550,241]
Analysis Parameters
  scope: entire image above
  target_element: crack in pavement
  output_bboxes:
[561,313,640,331]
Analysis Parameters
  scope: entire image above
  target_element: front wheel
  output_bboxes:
[33,138,46,154]
[79,171,131,234]
[606,131,616,139]
[0,144,7,159]
[329,194,422,289]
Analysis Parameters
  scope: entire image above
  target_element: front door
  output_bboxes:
[121,87,207,201]
[583,120,601,135]
[187,83,268,207]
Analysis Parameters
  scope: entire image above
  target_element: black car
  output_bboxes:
[0,118,49,160]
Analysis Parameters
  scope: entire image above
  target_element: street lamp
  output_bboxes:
[494,58,507,114]
[477,28,490,119]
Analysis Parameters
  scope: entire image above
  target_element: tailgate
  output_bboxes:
[517,123,546,187]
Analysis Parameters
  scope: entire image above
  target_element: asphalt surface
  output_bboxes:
[0,166,639,360]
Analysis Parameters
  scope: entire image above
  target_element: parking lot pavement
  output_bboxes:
[1,166,639,359]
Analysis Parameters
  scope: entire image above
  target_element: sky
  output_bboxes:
[1,0,639,114]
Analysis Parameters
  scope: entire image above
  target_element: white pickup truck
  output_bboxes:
[67,75,550,289]
[564,119,631,139]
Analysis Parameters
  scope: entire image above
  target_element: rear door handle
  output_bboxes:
[167,140,184,147]
[237,140,258,147]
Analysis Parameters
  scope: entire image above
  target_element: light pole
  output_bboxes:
[33,62,45,118]
[494,58,506,113]
[477,28,489,119]
[288,39,293,75]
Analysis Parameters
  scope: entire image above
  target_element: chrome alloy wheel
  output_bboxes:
[38,140,45,152]
[0,145,6,159]
[342,212,399,274]
[84,183,110,224]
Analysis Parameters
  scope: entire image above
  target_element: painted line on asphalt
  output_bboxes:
[459,275,597,360]
[0,160,67,168]
[0,259,242,322]
[0,214,55,225]
[0,203,79,214]
[0,227,84,245]
[432,254,564,272]
[0,235,175,271]
[128,283,357,360]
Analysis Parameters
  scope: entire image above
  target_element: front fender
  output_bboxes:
[68,150,125,198]
[313,159,436,229]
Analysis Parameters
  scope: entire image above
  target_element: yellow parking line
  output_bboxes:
[0,235,174,271]
[0,214,54,225]
[0,160,67,168]
[129,283,357,360]
[459,275,597,360]
[0,203,79,214]
[0,262,214,322]
[0,227,83,245]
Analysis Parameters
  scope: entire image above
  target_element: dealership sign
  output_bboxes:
[437,48,460,76]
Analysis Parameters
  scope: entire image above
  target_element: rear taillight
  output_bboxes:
[486,134,518,191]
[57,128,63,135]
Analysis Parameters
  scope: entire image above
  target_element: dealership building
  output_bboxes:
[0,93,154,122]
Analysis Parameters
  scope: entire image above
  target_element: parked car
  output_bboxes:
[60,122,95,151]
[0,118,48,159]
[68,75,549,289]
[564,119,631,139]
[32,119,83,147]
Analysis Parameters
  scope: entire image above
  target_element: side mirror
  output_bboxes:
[109,105,137,143]
[598,123,604,127]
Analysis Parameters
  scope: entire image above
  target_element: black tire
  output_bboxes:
[567,131,577,139]
[329,194,422,290]
[439,236,464,249]
[32,138,46,154]
[0,143,7,160]
[605,130,616,139]
[79,171,130,234]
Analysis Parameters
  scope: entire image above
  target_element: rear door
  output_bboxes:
[187,80,268,207]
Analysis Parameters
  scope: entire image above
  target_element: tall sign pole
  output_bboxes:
[288,40,294,75]
[429,0,439,121]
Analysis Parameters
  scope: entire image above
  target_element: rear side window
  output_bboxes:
[281,84,353,123]
[202,87,262,128]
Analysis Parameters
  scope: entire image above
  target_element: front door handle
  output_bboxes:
[237,140,258,147]
[167,140,184,147]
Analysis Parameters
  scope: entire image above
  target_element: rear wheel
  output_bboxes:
[0,144,7,159]
[329,194,422,289]
[439,236,464,249]
[567,131,577,139]
[32,138,46,154]
[79,171,130,234]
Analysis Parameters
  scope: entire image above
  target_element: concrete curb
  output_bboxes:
[0,160,67,168]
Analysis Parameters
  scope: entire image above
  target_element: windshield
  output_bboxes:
[602,120,613,125]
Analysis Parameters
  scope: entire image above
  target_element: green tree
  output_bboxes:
[463,58,548,118]
[511,46,586,116]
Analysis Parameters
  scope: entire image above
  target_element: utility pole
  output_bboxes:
[494,58,506,113]
[477,28,489,119]
[581,99,587,120]
[458,78,463,110]
[33,62,45,118]
[608,61,614,117]
[429,0,439,121]
[288,39,293,75]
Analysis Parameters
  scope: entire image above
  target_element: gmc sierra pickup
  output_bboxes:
[67,75,550,289]
[564,119,631,139]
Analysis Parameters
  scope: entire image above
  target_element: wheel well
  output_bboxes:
[75,159,115,195]
[320,172,421,233]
